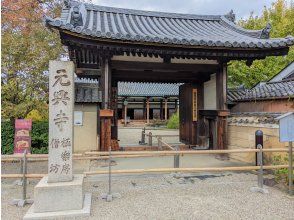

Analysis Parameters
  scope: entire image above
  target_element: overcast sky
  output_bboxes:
[92,0,279,20]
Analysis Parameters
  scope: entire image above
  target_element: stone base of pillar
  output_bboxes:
[23,174,91,220]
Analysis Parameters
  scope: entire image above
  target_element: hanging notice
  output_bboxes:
[14,119,32,154]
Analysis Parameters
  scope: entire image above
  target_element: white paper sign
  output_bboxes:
[74,111,83,126]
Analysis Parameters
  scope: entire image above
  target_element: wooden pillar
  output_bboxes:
[216,63,227,110]
[143,98,146,120]
[99,57,113,151]
[164,97,168,120]
[111,81,118,139]
[146,97,150,124]
[99,58,111,109]
[124,98,127,127]
[160,99,163,120]
[99,110,113,151]
[216,62,228,150]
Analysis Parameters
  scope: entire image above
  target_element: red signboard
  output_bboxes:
[14,119,32,154]
[15,119,32,130]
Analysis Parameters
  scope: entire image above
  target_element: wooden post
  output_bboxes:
[175,99,178,113]
[124,101,127,127]
[111,82,118,140]
[104,59,109,109]
[148,132,152,146]
[100,58,111,109]
[143,98,147,121]
[164,97,168,120]
[100,110,113,151]
[216,63,227,110]
[160,99,163,120]
[146,97,150,124]
[216,63,228,150]
[158,136,162,150]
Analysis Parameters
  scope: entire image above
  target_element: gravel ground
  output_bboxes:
[2,172,294,220]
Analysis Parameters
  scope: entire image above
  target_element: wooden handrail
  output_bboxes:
[2,165,291,178]
[1,153,83,159]
[84,165,289,175]
[144,134,179,137]
[85,148,291,156]
[1,148,290,162]
[1,174,45,178]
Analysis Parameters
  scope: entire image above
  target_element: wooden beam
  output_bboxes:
[112,70,211,83]
[112,60,219,72]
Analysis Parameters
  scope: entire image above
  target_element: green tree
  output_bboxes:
[228,0,294,88]
[1,0,64,122]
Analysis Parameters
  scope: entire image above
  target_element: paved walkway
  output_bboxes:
[118,127,180,146]
[89,154,250,172]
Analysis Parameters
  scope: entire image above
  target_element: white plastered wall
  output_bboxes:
[204,73,217,109]
[74,104,98,153]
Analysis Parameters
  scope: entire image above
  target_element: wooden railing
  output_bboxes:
[1,146,293,204]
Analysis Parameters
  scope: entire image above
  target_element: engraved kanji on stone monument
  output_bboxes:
[52,90,70,105]
[48,61,74,183]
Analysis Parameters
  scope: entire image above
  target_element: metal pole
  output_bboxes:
[174,146,180,168]
[124,104,127,127]
[11,150,33,206]
[148,132,152,146]
[14,158,24,186]
[250,144,268,193]
[22,150,27,201]
[289,141,293,196]
[108,146,112,196]
[257,144,263,189]
[158,136,162,150]
[101,145,121,201]
[141,127,146,144]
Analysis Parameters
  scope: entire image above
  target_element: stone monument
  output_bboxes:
[24,61,91,219]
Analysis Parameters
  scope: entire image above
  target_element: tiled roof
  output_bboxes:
[45,1,294,49]
[269,62,294,82]
[75,78,102,102]
[228,80,294,102]
[118,82,180,97]
[227,88,246,104]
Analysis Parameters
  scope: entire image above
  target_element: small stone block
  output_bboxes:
[250,186,269,194]
[34,175,84,213]
[18,200,26,207]
[23,193,91,220]
[106,194,113,202]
